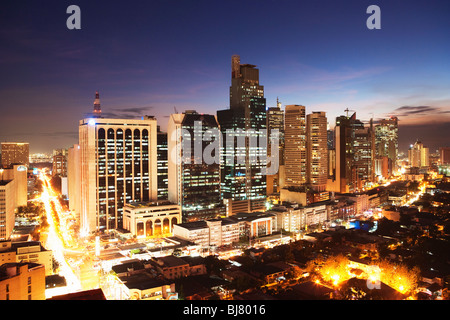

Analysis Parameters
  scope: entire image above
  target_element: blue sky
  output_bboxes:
[0,0,449,153]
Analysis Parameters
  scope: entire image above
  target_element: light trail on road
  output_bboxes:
[38,171,81,293]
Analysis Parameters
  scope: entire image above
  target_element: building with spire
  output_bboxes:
[93,91,102,118]
[74,92,158,234]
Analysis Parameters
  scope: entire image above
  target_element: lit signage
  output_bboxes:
[17,165,27,172]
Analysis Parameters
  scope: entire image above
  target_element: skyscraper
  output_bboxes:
[408,140,429,168]
[306,111,328,191]
[168,110,223,222]
[157,127,168,200]
[284,105,306,187]
[0,180,15,241]
[439,147,450,164]
[77,94,158,234]
[329,112,375,193]
[217,55,267,215]
[375,116,398,176]
[266,98,284,194]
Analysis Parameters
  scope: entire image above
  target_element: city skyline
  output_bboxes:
[1,0,450,154]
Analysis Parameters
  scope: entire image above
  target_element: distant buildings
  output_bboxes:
[439,147,450,164]
[52,148,68,177]
[1,142,29,167]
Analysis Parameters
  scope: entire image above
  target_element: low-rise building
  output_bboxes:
[0,241,53,275]
[123,201,181,238]
[150,255,207,280]
[0,262,46,300]
[173,218,240,248]
[269,201,330,232]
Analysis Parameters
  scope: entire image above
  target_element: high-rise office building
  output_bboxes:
[168,110,223,222]
[375,117,398,176]
[78,94,158,234]
[266,98,284,194]
[217,55,267,215]
[306,111,328,191]
[1,142,29,167]
[284,105,306,187]
[52,148,68,177]
[0,164,28,208]
[439,147,450,164]
[0,180,15,241]
[353,118,375,188]
[157,127,168,200]
[328,112,375,193]
[408,140,429,168]
[327,127,336,179]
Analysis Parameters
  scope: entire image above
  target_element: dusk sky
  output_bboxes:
[0,0,449,154]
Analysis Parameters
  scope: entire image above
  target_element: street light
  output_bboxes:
[0,168,3,182]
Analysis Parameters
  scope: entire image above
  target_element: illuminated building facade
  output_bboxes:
[52,149,68,177]
[408,140,429,168]
[157,128,168,200]
[0,262,46,300]
[266,98,284,194]
[168,110,223,222]
[1,142,29,167]
[328,112,375,193]
[0,180,15,241]
[123,201,181,238]
[0,241,53,275]
[78,96,158,234]
[375,117,398,176]
[217,55,267,215]
[1,164,28,207]
[173,218,240,248]
[307,111,328,191]
[284,105,306,187]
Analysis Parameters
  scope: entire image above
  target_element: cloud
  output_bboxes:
[391,105,438,117]
[83,106,155,119]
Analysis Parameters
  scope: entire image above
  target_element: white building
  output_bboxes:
[173,218,240,248]
[269,201,330,232]
[77,99,158,234]
[122,201,181,238]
